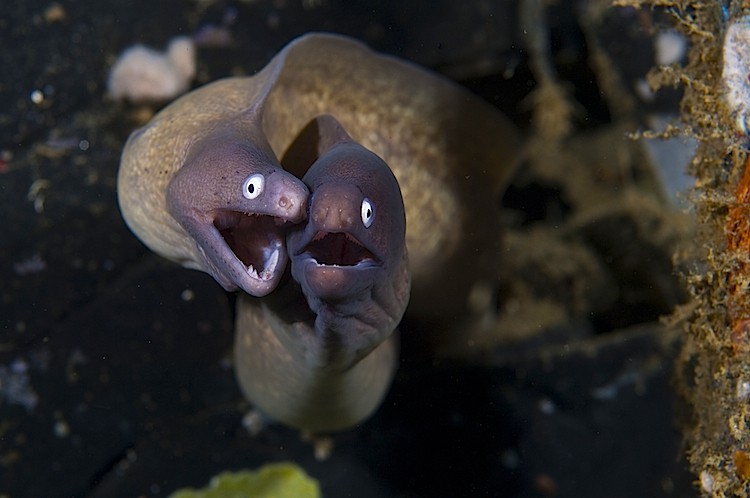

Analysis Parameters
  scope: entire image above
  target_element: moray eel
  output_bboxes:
[259,34,521,333]
[234,115,409,432]
[117,56,308,296]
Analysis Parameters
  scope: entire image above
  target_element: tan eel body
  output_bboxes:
[118,33,521,431]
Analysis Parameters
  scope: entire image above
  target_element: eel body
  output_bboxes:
[235,116,409,431]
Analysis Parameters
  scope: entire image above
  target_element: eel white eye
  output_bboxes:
[361,198,374,228]
[242,174,264,200]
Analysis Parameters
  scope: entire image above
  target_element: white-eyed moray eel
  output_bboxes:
[235,115,409,431]
[117,33,521,431]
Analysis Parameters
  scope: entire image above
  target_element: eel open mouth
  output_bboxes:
[214,210,287,280]
[304,231,377,267]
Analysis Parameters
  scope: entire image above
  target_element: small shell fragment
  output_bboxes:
[107,36,196,103]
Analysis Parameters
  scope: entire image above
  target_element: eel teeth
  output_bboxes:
[246,247,279,280]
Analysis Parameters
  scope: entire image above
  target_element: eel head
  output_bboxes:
[167,133,308,297]
[287,116,406,309]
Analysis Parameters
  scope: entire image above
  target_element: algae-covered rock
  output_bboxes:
[167,462,320,498]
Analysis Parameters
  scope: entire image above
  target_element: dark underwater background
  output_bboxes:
[1,1,697,496]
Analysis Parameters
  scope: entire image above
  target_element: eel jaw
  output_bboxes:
[208,209,290,296]
[292,230,381,300]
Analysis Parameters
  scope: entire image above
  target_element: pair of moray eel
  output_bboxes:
[117,33,520,432]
